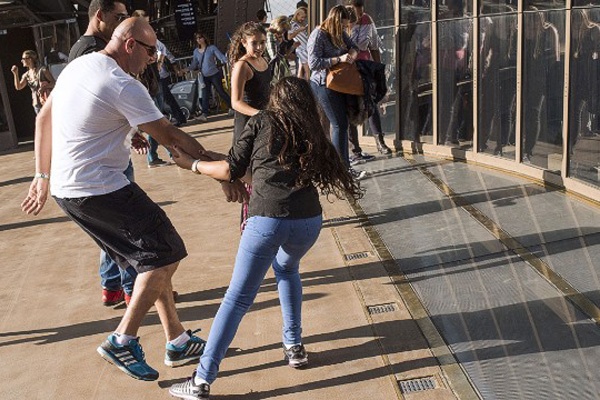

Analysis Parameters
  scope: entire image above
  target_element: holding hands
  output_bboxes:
[169,145,249,204]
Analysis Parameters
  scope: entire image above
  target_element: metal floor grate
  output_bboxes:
[367,303,397,315]
[398,376,438,393]
[344,251,371,261]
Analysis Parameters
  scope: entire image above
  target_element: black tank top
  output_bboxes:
[233,59,272,143]
[242,59,271,110]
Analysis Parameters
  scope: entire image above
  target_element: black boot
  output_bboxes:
[376,133,392,154]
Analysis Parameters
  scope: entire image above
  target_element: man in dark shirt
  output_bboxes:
[69,0,135,307]
[68,0,128,61]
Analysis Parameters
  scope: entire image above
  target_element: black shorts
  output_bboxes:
[54,182,187,273]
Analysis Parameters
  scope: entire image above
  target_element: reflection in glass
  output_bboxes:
[522,8,564,169]
[377,26,398,136]
[437,12,473,148]
[400,21,432,142]
[478,13,518,159]
[400,0,432,142]
[569,7,600,184]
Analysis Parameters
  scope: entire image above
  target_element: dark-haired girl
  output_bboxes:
[227,21,271,143]
[168,77,362,400]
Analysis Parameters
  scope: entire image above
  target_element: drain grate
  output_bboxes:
[344,251,371,261]
[367,303,397,315]
[398,376,438,393]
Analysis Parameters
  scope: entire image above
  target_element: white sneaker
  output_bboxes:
[197,114,208,122]
[349,168,367,181]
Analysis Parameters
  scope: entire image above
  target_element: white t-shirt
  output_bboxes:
[50,52,163,198]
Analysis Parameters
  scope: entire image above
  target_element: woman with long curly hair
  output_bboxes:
[168,77,362,400]
[227,21,271,144]
[307,5,365,180]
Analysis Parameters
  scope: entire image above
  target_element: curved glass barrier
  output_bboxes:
[569,6,600,185]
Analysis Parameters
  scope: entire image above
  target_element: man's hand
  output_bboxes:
[169,145,196,169]
[21,178,49,216]
[131,131,149,155]
[221,180,249,203]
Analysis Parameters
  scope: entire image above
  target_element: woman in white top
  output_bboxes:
[291,7,310,80]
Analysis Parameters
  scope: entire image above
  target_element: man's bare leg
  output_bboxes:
[115,262,183,339]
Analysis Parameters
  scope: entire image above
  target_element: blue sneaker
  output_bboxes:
[97,334,158,381]
[165,329,206,367]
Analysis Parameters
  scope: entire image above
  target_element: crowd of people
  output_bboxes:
[18,0,389,399]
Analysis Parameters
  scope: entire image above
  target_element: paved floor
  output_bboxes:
[1,115,600,400]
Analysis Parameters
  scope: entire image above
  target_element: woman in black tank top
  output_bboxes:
[228,22,272,144]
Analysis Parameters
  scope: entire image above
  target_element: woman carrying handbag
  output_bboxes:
[307,5,366,181]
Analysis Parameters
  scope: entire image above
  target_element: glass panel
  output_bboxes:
[478,13,518,159]
[569,7,600,186]
[521,8,565,169]
[437,0,472,20]
[523,0,566,11]
[378,25,399,137]
[481,0,518,15]
[400,21,432,142]
[437,16,474,148]
[400,0,432,142]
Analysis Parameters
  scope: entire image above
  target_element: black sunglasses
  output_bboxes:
[134,39,157,57]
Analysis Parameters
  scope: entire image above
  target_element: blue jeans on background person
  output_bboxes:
[196,214,322,383]
[156,77,186,125]
[146,135,171,164]
[99,160,136,295]
[310,81,350,167]
[201,70,231,115]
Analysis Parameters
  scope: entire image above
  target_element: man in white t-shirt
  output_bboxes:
[21,17,247,382]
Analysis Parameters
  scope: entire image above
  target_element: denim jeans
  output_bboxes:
[201,71,231,115]
[156,77,186,124]
[310,81,350,167]
[196,214,322,383]
[99,160,136,294]
[146,135,171,163]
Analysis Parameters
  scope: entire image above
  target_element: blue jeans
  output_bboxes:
[146,135,171,163]
[99,160,136,294]
[310,81,350,167]
[156,77,186,124]
[201,71,231,115]
[196,214,322,383]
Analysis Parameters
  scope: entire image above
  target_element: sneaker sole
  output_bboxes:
[168,387,206,400]
[288,358,308,368]
[164,356,200,367]
[97,346,158,381]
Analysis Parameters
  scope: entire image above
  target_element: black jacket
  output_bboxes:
[347,60,387,126]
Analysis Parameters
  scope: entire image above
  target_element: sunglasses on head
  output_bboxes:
[134,39,157,57]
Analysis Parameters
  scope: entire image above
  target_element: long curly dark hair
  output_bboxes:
[227,21,267,66]
[265,77,363,201]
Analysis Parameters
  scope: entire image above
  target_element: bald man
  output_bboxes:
[21,18,248,381]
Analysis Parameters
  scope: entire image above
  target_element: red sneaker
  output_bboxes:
[102,288,124,306]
